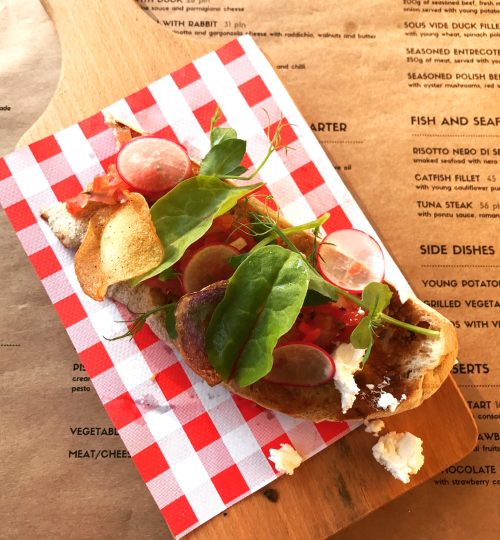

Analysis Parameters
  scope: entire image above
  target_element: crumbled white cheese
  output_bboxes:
[366,383,375,390]
[377,391,406,412]
[364,419,385,436]
[268,443,303,475]
[333,343,365,413]
[372,432,424,484]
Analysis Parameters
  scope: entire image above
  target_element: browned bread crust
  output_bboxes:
[175,281,457,421]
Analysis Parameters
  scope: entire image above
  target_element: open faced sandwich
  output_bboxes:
[41,111,457,422]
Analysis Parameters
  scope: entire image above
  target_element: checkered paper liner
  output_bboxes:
[0,37,411,537]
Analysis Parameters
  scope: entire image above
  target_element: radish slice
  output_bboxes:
[182,244,239,293]
[265,342,335,387]
[317,229,385,293]
[116,136,192,199]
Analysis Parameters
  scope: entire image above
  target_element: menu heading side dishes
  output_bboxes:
[137,0,499,492]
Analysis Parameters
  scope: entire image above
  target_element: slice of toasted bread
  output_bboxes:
[175,280,457,421]
[42,196,458,421]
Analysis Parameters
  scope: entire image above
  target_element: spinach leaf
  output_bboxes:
[158,267,180,281]
[132,176,261,284]
[206,245,309,387]
[307,269,338,302]
[200,139,246,177]
[210,126,237,147]
[261,216,338,303]
[228,253,250,269]
[302,289,331,307]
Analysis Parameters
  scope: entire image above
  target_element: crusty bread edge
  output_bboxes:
[364,297,458,421]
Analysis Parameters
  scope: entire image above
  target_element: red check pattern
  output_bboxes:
[0,37,408,538]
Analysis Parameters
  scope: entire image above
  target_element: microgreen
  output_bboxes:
[164,303,178,340]
[350,282,392,365]
[209,107,238,147]
[106,303,177,341]
[200,139,247,178]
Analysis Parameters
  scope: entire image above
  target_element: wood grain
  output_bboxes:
[11,0,478,538]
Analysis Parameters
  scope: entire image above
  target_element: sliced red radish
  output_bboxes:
[317,229,385,293]
[182,244,239,293]
[265,342,335,387]
[116,135,192,199]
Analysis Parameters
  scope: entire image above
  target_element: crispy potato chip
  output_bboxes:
[75,192,164,301]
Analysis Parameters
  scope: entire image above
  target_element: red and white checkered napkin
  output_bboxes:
[0,37,411,537]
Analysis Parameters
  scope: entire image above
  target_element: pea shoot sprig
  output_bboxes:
[106,303,177,342]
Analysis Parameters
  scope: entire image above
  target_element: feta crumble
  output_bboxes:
[333,343,365,414]
[377,391,407,412]
[372,432,424,484]
[268,444,303,475]
[364,418,385,436]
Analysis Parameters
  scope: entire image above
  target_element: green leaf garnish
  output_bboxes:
[164,303,178,340]
[225,165,248,177]
[132,176,262,284]
[206,245,309,387]
[361,282,392,317]
[349,282,391,365]
[302,289,331,307]
[209,107,237,147]
[232,203,440,369]
[228,253,250,269]
[247,209,338,302]
[132,108,287,286]
[349,316,374,365]
[210,127,238,147]
[105,303,176,341]
[200,138,246,177]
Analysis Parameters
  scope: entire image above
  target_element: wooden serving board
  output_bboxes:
[11,0,477,538]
